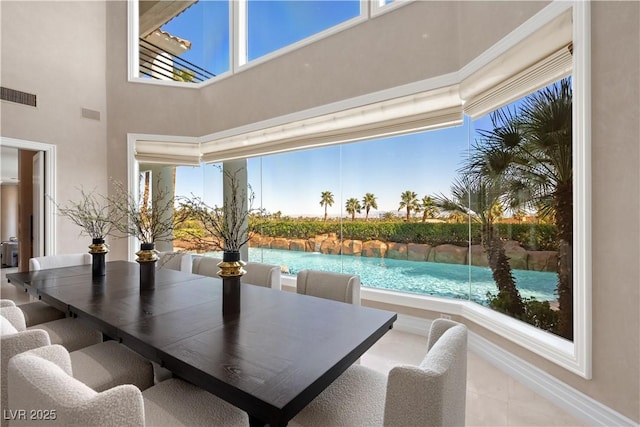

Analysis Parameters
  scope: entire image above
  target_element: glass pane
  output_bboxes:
[174,163,224,253]
[158,0,230,79]
[248,146,342,271]
[467,77,573,340]
[247,0,360,62]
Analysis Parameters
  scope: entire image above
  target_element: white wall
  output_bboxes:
[0,1,108,254]
[0,184,18,241]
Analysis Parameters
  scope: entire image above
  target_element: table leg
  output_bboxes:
[248,414,287,427]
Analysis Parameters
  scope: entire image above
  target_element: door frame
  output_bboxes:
[0,136,56,256]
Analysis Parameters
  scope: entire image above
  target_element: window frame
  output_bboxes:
[126,1,591,378]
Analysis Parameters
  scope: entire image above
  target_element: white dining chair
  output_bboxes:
[16,253,93,327]
[241,262,282,290]
[296,269,361,305]
[191,255,223,277]
[8,345,247,427]
[1,310,154,427]
[291,318,468,427]
[157,251,193,273]
[29,253,92,271]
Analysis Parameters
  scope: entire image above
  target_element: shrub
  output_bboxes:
[250,219,557,248]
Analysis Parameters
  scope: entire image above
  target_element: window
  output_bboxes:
[245,0,360,63]
[128,1,590,378]
[132,0,364,84]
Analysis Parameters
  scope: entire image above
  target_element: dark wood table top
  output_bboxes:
[7,260,397,426]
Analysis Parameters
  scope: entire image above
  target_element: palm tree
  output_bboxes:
[435,175,525,318]
[319,191,334,222]
[469,78,573,339]
[398,190,419,221]
[420,196,439,222]
[345,198,362,221]
[362,193,378,221]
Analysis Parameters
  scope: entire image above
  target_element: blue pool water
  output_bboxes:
[215,248,558,304]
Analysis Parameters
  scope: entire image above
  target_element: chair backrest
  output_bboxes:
[157,252,192,273]
[0,299,16,308]
[29,253,91,271]
[191,256,222,277]
[296,269,361,305]
[241,262,281,290]
[383,319,468,427]
[1,309,51,427]
[8,345,144,427]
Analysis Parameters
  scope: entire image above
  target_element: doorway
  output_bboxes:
[0,137,56,272]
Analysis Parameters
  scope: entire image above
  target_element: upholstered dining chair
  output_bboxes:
[8,345,247,427]
[157,251,193,273]
[191,255,223,277]
[1,302,102,352]
[290,318,468,427]
[1,311,154,427]
[29,253,92,271]
[15,253,94,327]
[296,269,361,305]
[241,262,282,290]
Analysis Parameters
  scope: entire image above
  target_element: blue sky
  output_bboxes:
[175,121,476,217]
[165,1,503,217]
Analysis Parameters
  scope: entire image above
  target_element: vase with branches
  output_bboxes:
[55,188,113,277]
[109,175,183,289]
[179,166,260,314]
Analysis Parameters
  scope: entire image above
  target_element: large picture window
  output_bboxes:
[128,1,590,377]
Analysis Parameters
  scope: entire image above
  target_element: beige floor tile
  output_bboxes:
[507,399,585,427]
[467,350,510,402]
[466,390,509,426]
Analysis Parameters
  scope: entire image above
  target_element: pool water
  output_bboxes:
[218,248,558,304]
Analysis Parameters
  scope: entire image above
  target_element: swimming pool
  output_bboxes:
[217,248,558,304]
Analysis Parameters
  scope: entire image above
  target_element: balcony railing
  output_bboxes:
[139,38,215,83]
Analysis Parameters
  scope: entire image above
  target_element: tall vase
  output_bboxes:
[88,238,108,277]
[217,251,246,316]
[136,242,158,290]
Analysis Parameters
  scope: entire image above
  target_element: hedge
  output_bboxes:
[247,219,558,251]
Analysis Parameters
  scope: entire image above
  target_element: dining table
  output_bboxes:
[7,260,397,427]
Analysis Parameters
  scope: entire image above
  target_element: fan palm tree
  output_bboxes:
[398,190,419,222]
[362,193,378,221]
[469,78,573,339]
[345,198,362,221]
[420,196,439,222]
[320,191,334,222]
[435,176,525,317]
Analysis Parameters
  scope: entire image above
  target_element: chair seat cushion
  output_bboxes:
[19,301,65,327]
[70,341,154,392]
[28,317,102,352]
[291,365,387,427]
[142,378,247,427]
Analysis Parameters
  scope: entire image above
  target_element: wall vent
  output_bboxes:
[1,87,37,107]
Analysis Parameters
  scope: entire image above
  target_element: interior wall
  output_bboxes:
[0,1,109,256]
[198,1,547,134]
[0,185,18,242]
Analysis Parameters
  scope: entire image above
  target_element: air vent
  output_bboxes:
[1,87,37,107]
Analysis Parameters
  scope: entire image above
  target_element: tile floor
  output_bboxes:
[1,266,585,426]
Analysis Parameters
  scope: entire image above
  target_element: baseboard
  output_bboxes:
[393,315,638,427]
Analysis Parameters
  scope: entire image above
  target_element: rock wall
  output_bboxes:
[249,234,558,272]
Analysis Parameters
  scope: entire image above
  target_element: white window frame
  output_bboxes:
[126,1,591,378]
